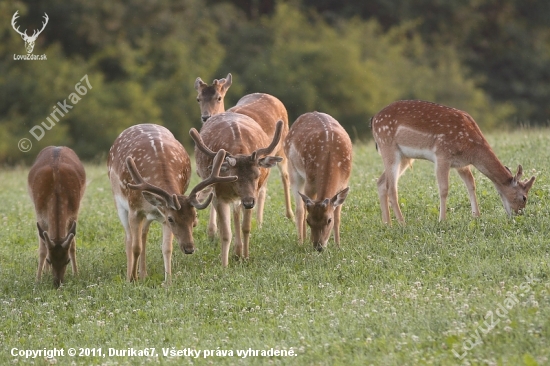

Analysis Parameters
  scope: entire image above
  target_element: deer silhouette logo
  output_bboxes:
[11,11,49,54]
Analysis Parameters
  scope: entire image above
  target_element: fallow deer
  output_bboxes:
[28,146,86,288]
[190,114,283,267]
[371,100,536,224]
[284,112,352,251]
[108,124,236,282]
[194,73,294,235]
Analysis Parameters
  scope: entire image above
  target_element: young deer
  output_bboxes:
[108,124,236,282]
[28,146,86,288]
[190,114,283,267]
[284,112,352,251]
[194,73,294,229]
[371,100,536,224]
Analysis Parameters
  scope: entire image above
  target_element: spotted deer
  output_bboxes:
[190,114,283,267]
[371,100,536,224]
[194,73,293,235]
[284,112,352,251]
[28,146,86,288]
[108,124,236,282]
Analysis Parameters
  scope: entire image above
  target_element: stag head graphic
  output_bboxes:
[11,11,49,54]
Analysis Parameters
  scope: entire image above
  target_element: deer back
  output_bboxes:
[285,112,352,198]
[228,93,289,154]
[28,146,86,240]
[108,124,191,210]
[194,112,273,199]
[371,100,494,163]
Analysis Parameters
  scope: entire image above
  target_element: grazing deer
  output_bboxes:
[371,100,536,224]
[108,124,236,282]
[194,73,294,234]
[284,112,352,251]
[28,146,86,288]
[190,114,283,267]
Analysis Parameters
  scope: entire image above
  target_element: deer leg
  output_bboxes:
[217,201,232,267]
[69,237,78,276]
[333,204,343,248]
[435,159,451,221]
[277,156,295,220]
[139,220,151,280]
[385,157,405,224]
[161,223,174,284]
[256,182,267,227]
[37,239,48,282]
[288,159,306,243]
[233,203,242,257]
[207,205,217,239]
[377,171,391,224]
[127,212,143,281]
[456,166,480,217]
[241,205,253,259]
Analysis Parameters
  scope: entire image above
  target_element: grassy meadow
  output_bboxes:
[0,128,549,365]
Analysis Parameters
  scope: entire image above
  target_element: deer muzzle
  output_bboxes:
[242,197,255,209]
[180,243,195,255]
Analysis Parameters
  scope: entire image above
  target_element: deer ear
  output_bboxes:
[331,187,350,208]
[37,222,47,242]
[298,192,314,207]
[142,191,168,209]
[258,156,282,168]
[222,73,232,91]
[194,77,206,91]
[523,176,536,192]
[68,221,77,237]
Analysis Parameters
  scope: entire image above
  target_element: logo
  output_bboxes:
[12,10,48,57]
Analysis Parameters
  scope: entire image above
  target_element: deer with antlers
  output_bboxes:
[108,124,236,282]
[28,146,86,288]
[190,114,283,267]
[11,11,49,54]
[371,100,536,224]
[194,73,293,235]
[284,112,352,251]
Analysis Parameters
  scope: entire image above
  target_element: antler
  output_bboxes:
[253,120,283,159]
[11,11,27,38]
[188,149,238,209]
[31,13,49,39]
[11,11,48,40]
[189,128,218,158]
[125,157,182,210]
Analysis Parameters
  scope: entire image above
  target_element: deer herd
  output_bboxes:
[27,74,536,287]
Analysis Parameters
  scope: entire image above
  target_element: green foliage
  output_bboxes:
[0,0,538,164]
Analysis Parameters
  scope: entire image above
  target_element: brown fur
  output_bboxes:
[108,124,234,282]
[191,113,283,267]
[371,100,536,224]
[284,112,352,250]
[28,146,86,288]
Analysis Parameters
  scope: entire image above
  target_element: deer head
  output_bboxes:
[190,120,283,209]
[126,149,237,254]
[37,221,76,288]
[194,73,232,122]
[12,11,49,54]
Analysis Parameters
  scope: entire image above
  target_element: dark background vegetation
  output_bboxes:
[1,0,549,164]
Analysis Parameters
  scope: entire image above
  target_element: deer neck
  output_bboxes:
[471,145,512,187]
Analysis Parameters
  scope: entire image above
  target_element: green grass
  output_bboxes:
[1,128,549,365]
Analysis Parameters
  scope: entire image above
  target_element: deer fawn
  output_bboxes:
[284,112,352,251]
[28,146,86,288]
[194,73,294,234]
[108,124,236,282]
[371,100,536,224]
[190,114,283,267]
